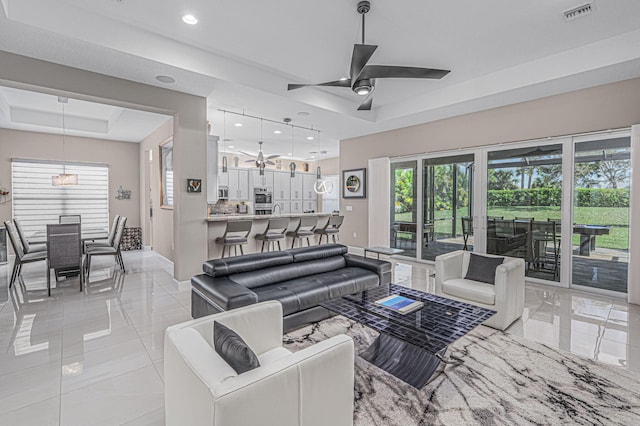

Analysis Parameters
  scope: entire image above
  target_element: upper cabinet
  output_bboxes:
[273,172,291,200]
[226,168,249,201]
[302,174,318,200]
[290,173,303,200]
[250,169,273,190]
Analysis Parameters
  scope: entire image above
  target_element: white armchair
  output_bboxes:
[164,301,355,426]
[435,251,525,330]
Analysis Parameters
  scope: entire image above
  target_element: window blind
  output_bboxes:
[11,160,109,236]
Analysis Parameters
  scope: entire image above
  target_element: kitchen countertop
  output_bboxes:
[206,212,331,222]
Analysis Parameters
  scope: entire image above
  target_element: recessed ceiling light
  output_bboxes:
[234,123,243,127]
[339,77,348,81]
[155,75,175,84]
[274,130,282,134]
[287,152,293,156]
[182,14,198,25]
[228,145,235,149]
[297,111,310,116]
[307,136,314,140]
[310,155,316,159]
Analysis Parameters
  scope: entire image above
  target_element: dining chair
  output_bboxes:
[85,217,127,278]
[461,216,473,250]
[531,221,560,280]
[4,220,47,288]
[13,219,47,253]
[46,223,83,296]
[59,214,81,224]
[84,215,120,251]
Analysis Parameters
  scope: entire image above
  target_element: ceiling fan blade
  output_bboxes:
[245,159,255,163]
[266,154,280,159]
[358,65,450,80]
[238,151,254,157]
[288,80,351,91]
[265,160,275,166]
[350,44,378,82]
[357,92,374,111]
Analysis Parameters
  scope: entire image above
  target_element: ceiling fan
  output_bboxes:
[287,0,450,111]
[239,141,280,167]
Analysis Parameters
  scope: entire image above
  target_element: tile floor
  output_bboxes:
[0,250,638,425]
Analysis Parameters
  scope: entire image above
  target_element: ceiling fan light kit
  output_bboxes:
[287,0,450,110]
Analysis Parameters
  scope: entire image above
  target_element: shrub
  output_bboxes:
[487,188,629,207]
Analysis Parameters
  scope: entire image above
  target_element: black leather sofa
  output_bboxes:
[191,244,392,332]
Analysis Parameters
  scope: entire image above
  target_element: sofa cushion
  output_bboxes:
[214,322,260,374]
[230,256,347,289]
[442,278,496,305]
[289,244,348,263]
[464,253,504,285]
[203,251,292,277]
[253,286,300,315]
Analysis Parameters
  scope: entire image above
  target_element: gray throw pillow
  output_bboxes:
[214,321,260,374]
[464,253,504,285]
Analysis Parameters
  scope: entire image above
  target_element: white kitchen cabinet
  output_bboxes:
[218,170,229,187]
[273,172,291,200]
[302,174,317,200]
[273,200,290,214]
[227,168,249,201]
[304,200,317,213]
[290,173,303,200]
[250,169,273,190]
[290,199,303,214]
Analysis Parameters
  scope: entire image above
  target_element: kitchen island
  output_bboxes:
[206,213,332,258]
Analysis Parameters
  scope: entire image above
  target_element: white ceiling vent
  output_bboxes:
[564,2,594,22]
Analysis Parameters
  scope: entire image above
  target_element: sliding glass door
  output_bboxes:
[390,161,418,257]
[572,135,630,293]
[486,144,563,282]
[422,154,474,261]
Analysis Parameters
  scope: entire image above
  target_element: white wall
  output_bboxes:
[0,128,140,228]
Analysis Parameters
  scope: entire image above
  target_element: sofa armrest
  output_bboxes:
[212,334,354,425]
[435,250,465,293]
[494,258,525,305]
[344,254,392,285]
[191,274,258,311]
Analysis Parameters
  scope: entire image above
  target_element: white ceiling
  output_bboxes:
[1,0,640,157]
[0,86,172,143]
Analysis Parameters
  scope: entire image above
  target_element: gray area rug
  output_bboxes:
[284,316,640,425]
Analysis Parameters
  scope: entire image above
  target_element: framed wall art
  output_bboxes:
[187,178,202,193]
[342,168,366,199]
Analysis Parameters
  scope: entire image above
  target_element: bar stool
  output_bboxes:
[314,215,344,245]
[255,218,289,252]
[286,216,317,248]
[216,220,252,258]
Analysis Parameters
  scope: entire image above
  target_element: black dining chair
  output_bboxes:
[461,216,473,250]
[13,219,47,254]
[85,217,127,278]
[46,223,83,296]
[4,220,47,288]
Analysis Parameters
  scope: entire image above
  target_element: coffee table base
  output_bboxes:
[361,333,452,388]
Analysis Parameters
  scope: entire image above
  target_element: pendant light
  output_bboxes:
[315,129,322,180]
[52,97,78,186]
[259,118,265,176]
[221,111,228,173]
[289,120,296,178]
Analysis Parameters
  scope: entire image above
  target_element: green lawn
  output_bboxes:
[394,206,629,249]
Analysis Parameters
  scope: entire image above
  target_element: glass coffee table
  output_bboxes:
[320,284,495,388]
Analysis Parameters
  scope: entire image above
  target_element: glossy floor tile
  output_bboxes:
[0,249,639,425]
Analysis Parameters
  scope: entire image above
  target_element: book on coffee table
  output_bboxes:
[375,294,424,314]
